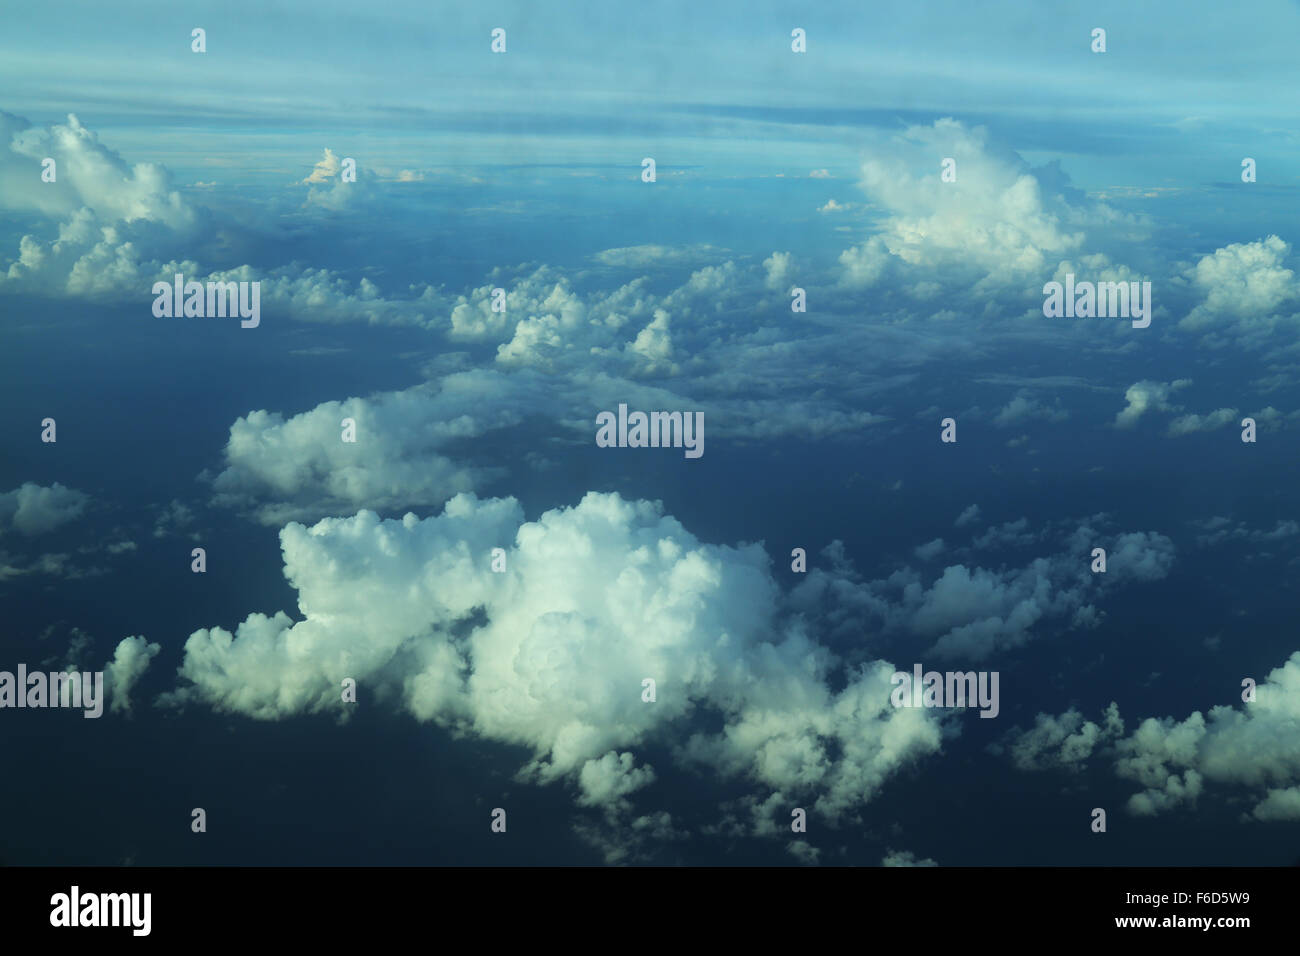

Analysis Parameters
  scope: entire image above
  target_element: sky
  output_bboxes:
[2,0,1300,866]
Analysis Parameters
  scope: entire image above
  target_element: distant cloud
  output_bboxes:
[1114,379,1191,429]
[0,482,89,536]
[301,147,341,184]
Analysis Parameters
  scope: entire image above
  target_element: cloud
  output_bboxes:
[107,636,161,715]
[1113,379,1191,428]
[1167,408,1238,436]
[763,251,794,291]
[838,119,1128,288]
[592,244,722,268]
[209,380,516,525]
[1017,651,1300,822]
[160,491,945,832]
[914,538,946,561]
[0,112,196,229]
[882,849,937,866]
[301,147,341,184]
[998,703,1124,771]
[1181,236,1295,332]
[0,482,89,535]
[955,505,981,528]
[993,393,1069,427]
[790,521,1174,661]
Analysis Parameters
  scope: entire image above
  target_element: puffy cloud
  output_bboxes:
[576,751,656,809]
[0,112,195,229]
[998,703,1123,771]
[1108,531,1178,580]
[301,147,342,184]
[1181,236,1295,331]
[107,636,161,715]
[997,651,1300,822]
[1251,786,1300,822]
[954,505,981,528]
[160,491,945,831]
[0,482,89,535]
[1113,379,1191,428]
[838,119,1126,287]
[209,379,518,525]
[763,251,794,291]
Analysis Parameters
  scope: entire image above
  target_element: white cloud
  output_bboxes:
[1113,379,1191,428]
[160,491,945,830]
[839,119,1128,288]
[0,482,89,535]
[1181,236,1295,332]
[301,147,341,184]
[107,636,161,714]
[763,251,794,291]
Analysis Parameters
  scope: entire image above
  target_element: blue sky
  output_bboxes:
[2,0,1300,866]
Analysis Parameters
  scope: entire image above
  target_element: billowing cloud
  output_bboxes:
[838,119,1129,288]
[160,491,945,834]
[1181,236,1295,332]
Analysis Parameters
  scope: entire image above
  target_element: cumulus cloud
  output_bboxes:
[1181,236,1295,332]
[1015,652,1300,822]
[955,505,981,528]
[301,147,342,184]
[0,112,196,229]
[789,521,1175,661]
[1113,379,1191,428]
[998,703,1124,771]
[838,119,1128,289]
[0,482,89,535]
[1112,652,1300,819]
[159,491,945,836]
[763,251,794,291]
[107,636,162,715]
[209,378,521,525]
